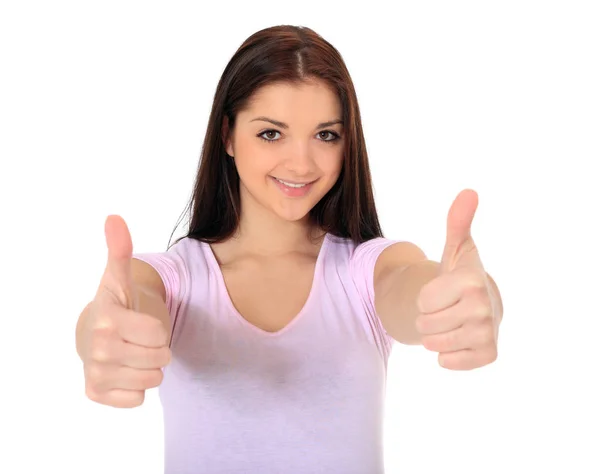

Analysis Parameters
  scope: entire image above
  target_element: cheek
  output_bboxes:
[234,149,273,179]
[321,156,343,181]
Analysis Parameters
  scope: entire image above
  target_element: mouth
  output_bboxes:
[270,176,317,187]
[270,176,318,197]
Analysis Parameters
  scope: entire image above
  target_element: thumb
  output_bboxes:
[99,214,138,310]
[440,189,481,274]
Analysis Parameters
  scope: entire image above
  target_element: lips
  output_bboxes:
[270,176,316,197]
[271,176,316,185]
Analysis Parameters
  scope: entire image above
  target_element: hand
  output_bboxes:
[415,189,500,370]
[81,215,171,408]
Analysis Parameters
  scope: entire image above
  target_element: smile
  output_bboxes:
[270,176,317,197]
[273,177,312,188]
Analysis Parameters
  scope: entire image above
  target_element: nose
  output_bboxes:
[283,142,314,177]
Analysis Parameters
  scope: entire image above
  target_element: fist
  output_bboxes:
[81,215,172,408]
[416,190,501,370]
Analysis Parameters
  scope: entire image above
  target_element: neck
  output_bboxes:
[231,194,323,258]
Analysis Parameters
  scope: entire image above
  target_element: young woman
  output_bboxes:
[76,25,503,473]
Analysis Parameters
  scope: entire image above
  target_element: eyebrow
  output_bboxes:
[250,116,344,130]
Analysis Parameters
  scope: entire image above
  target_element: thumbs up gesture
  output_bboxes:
[415,189,502,370]
[81,215,171,408]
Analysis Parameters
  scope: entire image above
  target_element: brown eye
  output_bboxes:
[257,129,340,144]
[319,131,341,143]
[258,130,281,143]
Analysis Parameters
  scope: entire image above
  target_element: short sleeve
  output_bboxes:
[132,239,190,339]
[349,237,403,360]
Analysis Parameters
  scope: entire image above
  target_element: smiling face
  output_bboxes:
[224,80,345,225]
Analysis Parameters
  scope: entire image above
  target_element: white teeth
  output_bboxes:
[275,178,308,188]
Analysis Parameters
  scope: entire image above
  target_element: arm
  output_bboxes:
[374,257,437,345]
[373,240,430,345]
[373,243,503,345]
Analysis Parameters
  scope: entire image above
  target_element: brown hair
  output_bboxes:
[168,25,383,249]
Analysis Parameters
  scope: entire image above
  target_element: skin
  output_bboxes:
[220,79,345,261]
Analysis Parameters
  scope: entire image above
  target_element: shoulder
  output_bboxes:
[326,234,417,263]
[326,234,426,279]
[165,236,212,265]
[132,236,207,285]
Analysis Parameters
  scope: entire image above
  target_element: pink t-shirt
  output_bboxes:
[133,232,400,473]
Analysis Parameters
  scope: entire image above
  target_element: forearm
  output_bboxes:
[375,260,440,345]
[375,259,503,345]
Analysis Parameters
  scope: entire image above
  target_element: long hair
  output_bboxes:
[168,25,383,249]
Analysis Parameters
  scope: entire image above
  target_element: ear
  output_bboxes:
[221,116,234,157]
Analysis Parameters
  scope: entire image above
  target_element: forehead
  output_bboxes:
[245,80,341,116]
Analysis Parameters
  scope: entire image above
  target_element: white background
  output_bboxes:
[1,1,598,473]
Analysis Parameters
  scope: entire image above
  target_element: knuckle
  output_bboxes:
[93,307,116,327]
[149,369,164,388]
[140,369,163,389]
[422,335,438,352]
[438,352,453,369]
[468,298,491,324]
[90,344,110,363]
[85,383,104,403]
[477,338,497,362]
[86,362,117,392]
[89,329,112,360]
[91,300,117,328]
[461,241,478,257]
[91,324,110,340]
[129,391,145,407]
[86,377,106,395]
[476,302,491,320]
[86,362,103,382]
[476,330,490,347]
[415,315,427,333]
[464,279,486,297]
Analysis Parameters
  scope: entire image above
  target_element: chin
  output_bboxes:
[272,206,312,223]
[266,181,324,222]
[241,178,331,224]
